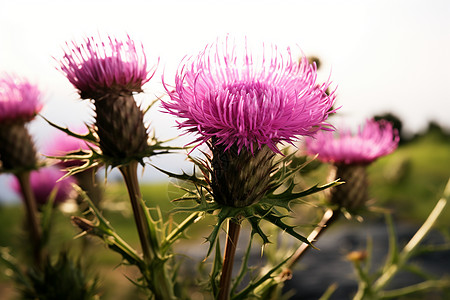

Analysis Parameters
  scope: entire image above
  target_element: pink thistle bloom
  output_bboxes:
[305,119,400,165]
[0,75,43,123]
[59,35,154,99]
[45,128,94,168]
[11,167,76,206]
[163,38,336,153]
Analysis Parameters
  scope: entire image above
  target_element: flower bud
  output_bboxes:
[58,35,153,163]
[0,123,38,172]
[211,142,274,207]
[0,75,41,172]
[327,164,369,211]
[94,93,148,160]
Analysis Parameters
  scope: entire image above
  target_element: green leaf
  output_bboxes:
[152,165,210,188]
[383,213,399,273]
[211,238,223,298]
[142,96,162,115]
[231,234,254,295]
[259,210,316,249]
[40,116,98,144]
[205,209,230,258]
[248,217,270,245]
[72,185,143,267]
[265,179,342,204]
[40,187,57,247]
[232,253,293,300]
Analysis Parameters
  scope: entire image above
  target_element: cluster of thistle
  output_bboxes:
[0,34,448,300]
[0,75,100,299]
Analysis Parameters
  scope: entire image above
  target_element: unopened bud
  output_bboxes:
[94,93,148,161]
[0,123,38,172]
[211,142,274,207]
[327,164,369,211]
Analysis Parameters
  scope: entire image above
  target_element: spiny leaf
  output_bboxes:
[231,234,254,295]
[142,95,162,115]
[205,210,229,258]
[266,179,342,203]
[248,217,270,245]
[260,210,316,249]
[152,165,209,188]
[40,115,98,144]
[0,248,31,289]
[210,238,223,297]
[232,253,293,300]
[72,185,143,265]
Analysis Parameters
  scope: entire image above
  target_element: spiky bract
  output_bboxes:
[211,141,275,207]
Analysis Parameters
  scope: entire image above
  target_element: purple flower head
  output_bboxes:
[162,38,336,153]
[0,75,42,124]
[11,167,76,206]
[59,35,155,100]
[45,128,94,168]
[305,119,400,165]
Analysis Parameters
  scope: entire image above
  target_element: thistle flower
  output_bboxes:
[59,35,152,100]
[163,38,336,207]
[0,75,42,172]
[58,35,155,162]
[163,39,335,154]
[0,75,42,124]
[305,119,400,211]
[305,119,400,165]
[11,167,76,206]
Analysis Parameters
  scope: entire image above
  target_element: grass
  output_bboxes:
[368,129,450,229]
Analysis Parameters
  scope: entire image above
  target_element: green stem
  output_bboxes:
[378,279,450,299]
[16,171,42,268]
[119,161,176,300]
[119,161,153,263]
[373,192,448,292]
[218,218,241,300]
[353,261,374,300]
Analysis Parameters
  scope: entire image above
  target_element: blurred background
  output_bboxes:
[1,0,449,203]
[1,1,449,299]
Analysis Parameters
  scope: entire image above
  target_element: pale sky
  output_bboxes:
[0,0,449,199]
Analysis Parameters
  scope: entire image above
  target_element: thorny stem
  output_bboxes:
[119,161,176,300]
[119,161,154,263]
[285,208,338,271]
[218,218,241,300]
[16,171,42,268]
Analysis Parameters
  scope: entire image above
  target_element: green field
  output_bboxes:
[368,128,450,229]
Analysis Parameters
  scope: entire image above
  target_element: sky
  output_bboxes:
[1,0,449,201]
